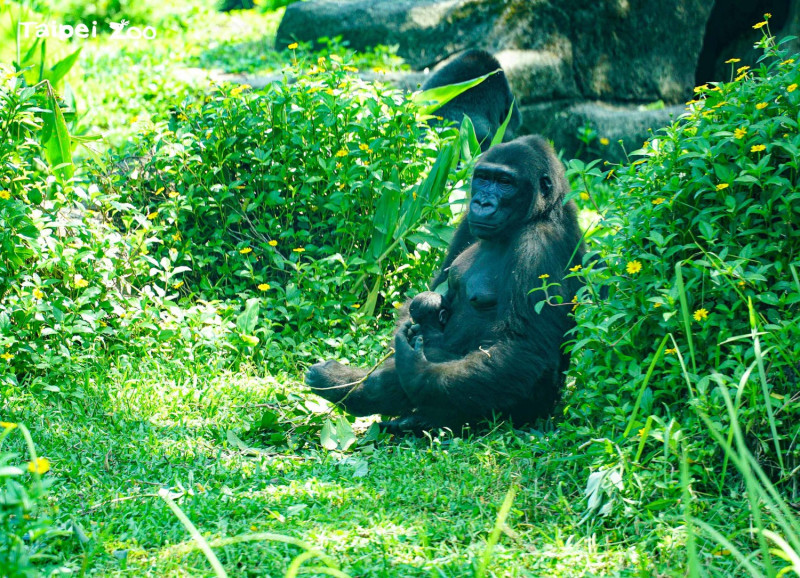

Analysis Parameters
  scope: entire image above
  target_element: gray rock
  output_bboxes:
[519,101,687,162]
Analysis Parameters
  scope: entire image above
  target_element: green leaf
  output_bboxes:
[490,98,516,147]
[41,82,74,183]
[413,69,500,116]
[45,46,82,87]
[320,419,338,450]
[236,297,260,334]
[335,416,357,451]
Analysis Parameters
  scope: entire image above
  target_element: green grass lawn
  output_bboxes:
[5,359,683,576]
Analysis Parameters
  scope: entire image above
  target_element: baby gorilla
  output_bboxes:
[406,291,451,363]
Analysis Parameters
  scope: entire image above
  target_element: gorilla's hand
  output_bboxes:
[395,320,428,393]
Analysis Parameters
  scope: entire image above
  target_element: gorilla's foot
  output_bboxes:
[305,360,365,404]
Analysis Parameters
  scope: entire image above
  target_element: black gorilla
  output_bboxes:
[306,135,585,433]
[422,49,523,289]
[406,291,450,363]
[422,49,522,152]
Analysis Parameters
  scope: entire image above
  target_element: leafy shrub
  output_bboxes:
[0,67,243,389]
[567,31,800,484]
[115,53,455,358]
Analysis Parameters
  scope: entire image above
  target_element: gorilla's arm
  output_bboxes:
[393,309,568,420]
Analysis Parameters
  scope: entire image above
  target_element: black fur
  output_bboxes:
[422,49,522,152]
[306,136,584,433]
[423,50,523,289]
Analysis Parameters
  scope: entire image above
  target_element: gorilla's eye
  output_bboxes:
[496,175,513,186]
[540,175,553,195]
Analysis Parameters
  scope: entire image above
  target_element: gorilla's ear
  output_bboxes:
[539,175,553,196]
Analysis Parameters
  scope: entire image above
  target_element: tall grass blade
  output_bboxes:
[159,488,228,578]
[475,485,516,578]
[674,262,697,375]
[747,297,784,476]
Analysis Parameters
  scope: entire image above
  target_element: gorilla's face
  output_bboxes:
[468,164,525,240]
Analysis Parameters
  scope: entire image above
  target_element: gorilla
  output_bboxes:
[306,135,585,433]
[422,49,524,289]
[422,49,522,152]
[406,291,450,363]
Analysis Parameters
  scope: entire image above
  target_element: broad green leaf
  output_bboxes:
[320,419,338,450]
[45,46,82,87]
[413,69,500,116]
[41,83,74,183]
[236,297,260,334]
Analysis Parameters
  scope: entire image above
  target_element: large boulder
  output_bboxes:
[277,0,714,104]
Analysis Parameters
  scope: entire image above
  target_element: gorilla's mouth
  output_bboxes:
[469,220,499,236]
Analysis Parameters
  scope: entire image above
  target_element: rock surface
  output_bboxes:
[274,0,799,159]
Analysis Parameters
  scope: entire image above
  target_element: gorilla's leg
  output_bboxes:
[305,357,414,417]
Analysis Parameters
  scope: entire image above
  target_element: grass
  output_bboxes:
[5,360,683,576]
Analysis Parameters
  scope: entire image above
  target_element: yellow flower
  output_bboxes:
[724,58,741,64]
[353,303,361,309]
[654,302,662,308]
[293,247,305,253]
[32,287,44,300]
[258,283,270,291]
[250,525,258,532]
[172,232,181,241]
[736,65,750,74]
[569,265,582,272]
[571,295,578,311]
[788,84,798,93]
[268,240,278,247]
[765,13,772,18]
[343,65,359,73]
[239,247,253,254]
[652,197,666,205]
[781,59,795,66]
[626,260,642,275]
[0,353,12,361]
[606,169,615,180]
[734,73,747,82]
[693,308,709,321]
[325,89,335,96]
[288,42,298,50]
[599,137,610,146]
[752,21,767,29]
[665,348,677,355]
[147,212,158,220]
[693,84,709,93]
[538,274,550,279]
[579,192,590,201]
[335,149,348,157]
[28,457,50,474]
[738,280,746,287]
[359,143,370,151]
[168,191,179,198]
[756,102,768,110]
[716,183,729,191]
[0,421,17,429]
[0,190,10,200]
[750,144,766,152]
[74,275,89,288]
[172,281,184,289]
[734,127,747,139]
